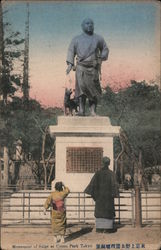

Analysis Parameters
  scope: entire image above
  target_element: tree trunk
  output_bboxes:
[48,162,55,184]
[0,1,4,90]
[0,146,2,249]
[22,3,30,101]
[42,127,48,190]
[135,185,142,227]
[0,1,7,105]
[43,162,47,190]
[3,146,9,187]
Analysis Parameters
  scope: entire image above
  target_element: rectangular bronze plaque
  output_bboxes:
[66,147,103,173]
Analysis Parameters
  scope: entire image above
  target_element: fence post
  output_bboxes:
[83,193,85,223]
[22,192,25,224]
[78,192,80,223]
[145,192,148,224]
[131,190,135,227]
[118,192,121,224]
[135,185,142,227]
[28,192,30,223]
[0,188,3,240]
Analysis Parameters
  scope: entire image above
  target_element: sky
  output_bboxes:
[3,0,160,107]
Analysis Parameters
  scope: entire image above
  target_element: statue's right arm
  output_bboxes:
[66,38,77,74]
[66,63,73,75]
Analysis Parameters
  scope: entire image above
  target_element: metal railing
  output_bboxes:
[0,190,160,227]
[141,191,161,225]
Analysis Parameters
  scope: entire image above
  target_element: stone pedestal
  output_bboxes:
[49,116,120,192]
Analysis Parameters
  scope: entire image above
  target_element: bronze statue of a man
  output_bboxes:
[66,18,109,116]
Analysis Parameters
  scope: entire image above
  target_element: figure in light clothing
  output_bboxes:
[44,182,70,243]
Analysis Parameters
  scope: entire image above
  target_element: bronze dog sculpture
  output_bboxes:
[64,88,79,115]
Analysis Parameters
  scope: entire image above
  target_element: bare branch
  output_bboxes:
[41,126,49,189]
[33,117,45,135]
[47,163,55,184]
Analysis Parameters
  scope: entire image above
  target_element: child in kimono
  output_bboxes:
[44,182,70,243]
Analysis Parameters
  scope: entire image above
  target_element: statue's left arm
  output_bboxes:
[99,37,109,61]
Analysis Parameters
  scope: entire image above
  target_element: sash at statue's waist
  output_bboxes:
[77,61,94,68]
[77,60,101,71]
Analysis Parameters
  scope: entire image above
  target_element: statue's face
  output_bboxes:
[82,19,94,35]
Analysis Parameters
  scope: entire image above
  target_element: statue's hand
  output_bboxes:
[66,64,73,75]
[97,57,102,65]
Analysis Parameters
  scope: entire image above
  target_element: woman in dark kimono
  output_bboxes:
[84,156,119,232]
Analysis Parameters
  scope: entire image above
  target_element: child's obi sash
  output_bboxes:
[52,199,65,212]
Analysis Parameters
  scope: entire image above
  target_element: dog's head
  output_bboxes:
[64,88,73,105]
[65,88,72,96]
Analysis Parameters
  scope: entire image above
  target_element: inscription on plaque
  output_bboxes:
[66,147,103,173]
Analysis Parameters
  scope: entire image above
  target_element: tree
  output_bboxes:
[0,2,24,187]
[6,99,63,189]
[98,81,161,188]
[22,3,30,102]
[32,106,63,189]
[0,13,24,104]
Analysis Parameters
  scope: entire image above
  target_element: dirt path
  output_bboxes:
[1,225,160,250]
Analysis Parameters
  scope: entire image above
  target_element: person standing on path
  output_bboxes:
[84,156,119,233]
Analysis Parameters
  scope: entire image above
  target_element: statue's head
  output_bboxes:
[81,18,94,35]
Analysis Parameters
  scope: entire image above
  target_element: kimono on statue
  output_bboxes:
[84,160,119,231]
[66,32,109,100]
[44,186,70,236]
